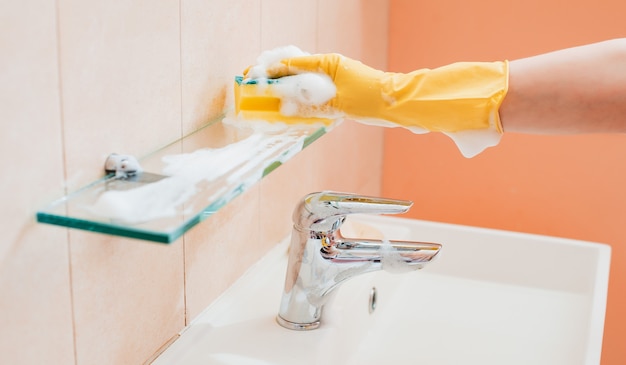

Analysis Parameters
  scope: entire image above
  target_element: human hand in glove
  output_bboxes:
[248,53,509,135]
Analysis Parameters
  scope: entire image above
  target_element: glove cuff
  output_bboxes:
[380,60,509,133]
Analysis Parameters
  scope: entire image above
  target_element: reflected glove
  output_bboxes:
[257,54,509,134]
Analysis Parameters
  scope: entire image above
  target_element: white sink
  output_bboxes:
[152,215,611,365]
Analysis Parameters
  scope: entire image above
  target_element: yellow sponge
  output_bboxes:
[233,76,333,126]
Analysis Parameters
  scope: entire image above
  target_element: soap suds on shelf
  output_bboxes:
[87,46,338,225]
[88,132,304,224]
[89,176,196,224]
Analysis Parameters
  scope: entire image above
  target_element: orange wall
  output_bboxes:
[385,0,626,364]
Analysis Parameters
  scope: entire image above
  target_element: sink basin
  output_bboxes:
[152,215,611,365]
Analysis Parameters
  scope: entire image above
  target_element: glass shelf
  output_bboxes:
[37,116,333,243]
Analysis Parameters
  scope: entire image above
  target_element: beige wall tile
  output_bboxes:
[307,122,384,194]
[58,0,182,190]
[257,121,386,245]
[258,122,385,252]
[237,0,322,246]
[359,0,389,69]
[0,226,74,365]
[70,232,185,365]
[317,0,389,67]
[317,0,364,57]
[0,0,390,363]
[181,0,262,134]
[261,0,318,51]
[312,0,388,195]
[0,0,75,364]
[258,144,316,249]
[180,0,264,322]
[258,0,388,254]
[183,186,261,322]
[57,2,187,363]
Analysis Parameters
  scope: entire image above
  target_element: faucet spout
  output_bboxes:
[276,191,442,331]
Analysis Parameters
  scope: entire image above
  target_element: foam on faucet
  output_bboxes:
[380,239,416,274]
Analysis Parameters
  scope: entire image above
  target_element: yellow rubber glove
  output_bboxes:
[259,54,509,134]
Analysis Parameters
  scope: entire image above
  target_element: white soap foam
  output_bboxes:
[444,128,502,158]
[273,74,338,118]
[222,116,289,133]
[380,239,416,274]
[245,45,309,80]
[87,132,305,224]
[160,133,264,182]
[353,116,501,157]
[272,73,337,106]
[356,118,430,134]
[243,46,340,119]
[351,117,501,157]
[89,176,196,224]
[443,112,503,158]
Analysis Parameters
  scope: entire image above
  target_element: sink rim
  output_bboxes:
[152,215,611,365]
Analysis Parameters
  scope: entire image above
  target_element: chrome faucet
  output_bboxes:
[277,191,442,330]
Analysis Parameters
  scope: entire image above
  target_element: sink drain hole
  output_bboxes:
[369,287,377,314]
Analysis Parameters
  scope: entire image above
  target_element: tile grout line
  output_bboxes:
[178,0,184,144]
[259,0,263,49]
[53,1,78,364]
[257,0,263,250]
[178,0,189,328]
[315,0,320,52]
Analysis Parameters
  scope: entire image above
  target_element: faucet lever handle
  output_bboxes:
[307,191,412,215]
[296,191,413,232]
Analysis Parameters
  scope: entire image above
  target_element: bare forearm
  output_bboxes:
[500,38,626,134]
